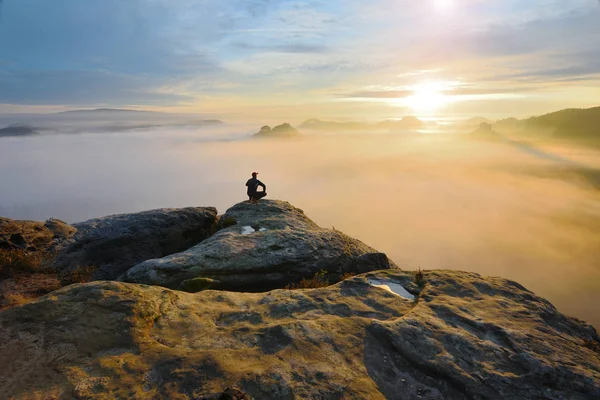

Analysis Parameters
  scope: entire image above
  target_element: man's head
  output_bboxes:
[252,172,258,177]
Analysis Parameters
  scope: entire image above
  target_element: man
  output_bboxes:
[246,172,267,202]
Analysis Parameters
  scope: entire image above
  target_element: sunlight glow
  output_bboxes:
[434,0,454,10]
[406,82,450,115]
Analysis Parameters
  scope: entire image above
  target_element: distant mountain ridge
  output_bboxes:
[465,106,600,143]
[524,107,600,139]
[299,116,425,131]
[0,108,224,138]
[55,108,156,115]
[0,124,38,137]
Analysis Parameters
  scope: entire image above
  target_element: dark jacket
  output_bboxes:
[246,177,266,196]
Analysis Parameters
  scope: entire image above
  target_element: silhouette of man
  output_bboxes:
[246,172,267,202]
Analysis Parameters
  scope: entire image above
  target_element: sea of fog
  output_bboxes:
[1,125,599,328]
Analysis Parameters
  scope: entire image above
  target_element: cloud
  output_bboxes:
[339,84,533,100]
[0,0,598,114]
[0,70,194,106]
[231,42,330,54]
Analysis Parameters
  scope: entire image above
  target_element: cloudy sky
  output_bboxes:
[0,0,598,120]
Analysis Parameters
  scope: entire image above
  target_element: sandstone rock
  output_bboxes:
[0,217,76,253]
[253,123,300,138]
[53,207,218,280]
[0,270,598,399]
[121,200,395,291]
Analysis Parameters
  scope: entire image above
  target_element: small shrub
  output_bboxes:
[286,269,329,289]
[340,272,356,281]
[414,268,426,286]
[584,339,600,354]
[0,248,53,278]
[180,277,218,293]
[0,249,97,311]
[3,292,33,308]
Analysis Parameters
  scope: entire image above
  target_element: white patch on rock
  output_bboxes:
[259,228,267,232]
[241,226,255,235]
[368,278,415,300]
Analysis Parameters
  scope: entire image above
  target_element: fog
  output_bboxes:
[1,125,599,328]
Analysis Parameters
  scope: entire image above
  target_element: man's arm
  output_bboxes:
[257,180,266,190]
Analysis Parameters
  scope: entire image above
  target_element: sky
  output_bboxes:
[0,0,599,121]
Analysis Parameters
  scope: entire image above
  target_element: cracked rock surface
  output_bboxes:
[1,270,598,399]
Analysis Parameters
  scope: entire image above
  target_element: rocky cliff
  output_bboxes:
[0,200,599,399]
[121,201,395,291]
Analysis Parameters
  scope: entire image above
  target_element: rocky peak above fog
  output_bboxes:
[120,200,395,291]
[0,199,599,399]
[253,123,301,138]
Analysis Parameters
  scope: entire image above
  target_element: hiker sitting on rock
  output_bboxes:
[246,172,267,202]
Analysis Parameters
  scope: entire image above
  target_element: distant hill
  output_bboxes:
[299,119,371,131]
[468,122,506,142]
[458,107,600,145]
[495,117,520,130]
[524,107,600,140]
[0,108,223,136]
[54,108,160,119]
[254,123,301,138]
[299,116,424,131]
[0,124,38,137]
[376,116,425,130]
[462,116,494,127]
[57,108,150,114]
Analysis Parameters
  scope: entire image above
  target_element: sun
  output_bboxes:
[405,82,449,115]
[434,0,454,10]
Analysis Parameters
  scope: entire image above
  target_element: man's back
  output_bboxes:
[246,177,261,195]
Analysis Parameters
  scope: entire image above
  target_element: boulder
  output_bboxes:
[121,200,395,291]
[0,217,76,253]
[53,207,218,280]
[0,270,598,399]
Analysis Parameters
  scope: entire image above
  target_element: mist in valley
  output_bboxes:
[0,123,599,328]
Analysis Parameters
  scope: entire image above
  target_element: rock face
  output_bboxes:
[121,200,395,291]
[253,123,300,138]
[1,270,598,399]
[0,217,75,252]
[53,207,218,280]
